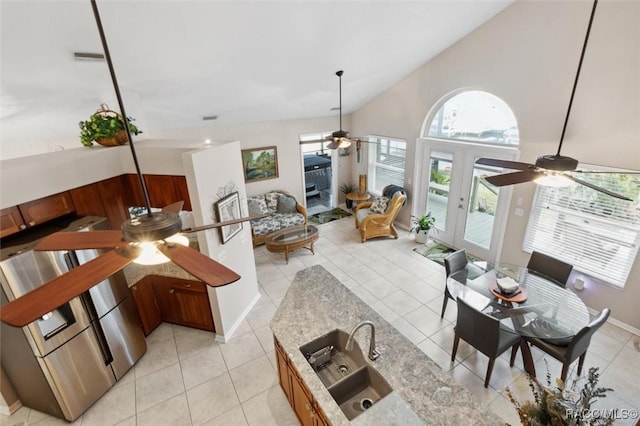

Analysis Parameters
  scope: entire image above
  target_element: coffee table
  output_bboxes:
[265,224,319,263]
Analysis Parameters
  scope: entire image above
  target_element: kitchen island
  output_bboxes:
[271,265,504,425]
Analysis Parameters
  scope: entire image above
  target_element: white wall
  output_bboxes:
[182,141,260,340]
[349,0,640,329]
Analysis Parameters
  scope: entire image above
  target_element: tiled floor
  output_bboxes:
[3,216,639,425]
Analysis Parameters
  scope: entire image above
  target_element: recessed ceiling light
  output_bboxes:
[202,115,218,121]
[73,52,105,61]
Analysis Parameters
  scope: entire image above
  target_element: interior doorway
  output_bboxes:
[300,133,334,215]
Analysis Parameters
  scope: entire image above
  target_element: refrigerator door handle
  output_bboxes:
[82,292,113,366]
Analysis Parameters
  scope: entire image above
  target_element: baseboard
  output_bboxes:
[0,400,22,416]
[585,306,640,335]
[214,292,262,343]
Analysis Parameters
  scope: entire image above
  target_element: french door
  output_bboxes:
[414,139,518,261]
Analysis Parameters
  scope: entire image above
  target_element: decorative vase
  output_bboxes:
[415,229,430,244]
[96,129,129,147]
[346,199,354,209]
[359,174,367,194]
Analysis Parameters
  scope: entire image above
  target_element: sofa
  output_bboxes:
[247,190,308,246]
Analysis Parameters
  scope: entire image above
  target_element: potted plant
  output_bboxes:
[340,182,357,209]
[410,212,435,243]
[79,104,142,147]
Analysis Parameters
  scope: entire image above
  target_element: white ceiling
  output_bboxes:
[0,0,514,159]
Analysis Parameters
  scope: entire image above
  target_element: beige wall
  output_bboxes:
[349,0,640,329]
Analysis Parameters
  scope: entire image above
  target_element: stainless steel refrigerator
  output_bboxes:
[0,216,146,421]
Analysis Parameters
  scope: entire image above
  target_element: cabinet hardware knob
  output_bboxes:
[19,224,27,230]
[29,221,36,226]
[170,288,175,294]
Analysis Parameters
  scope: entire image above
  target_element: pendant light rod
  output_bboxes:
[336,70,344,131]
[557,0,598,156]
[90,0,153,217]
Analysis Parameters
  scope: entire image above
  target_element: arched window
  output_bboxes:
[427,90,519,145]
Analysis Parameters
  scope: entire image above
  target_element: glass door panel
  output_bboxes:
[428,151,453,231]
[462,164,501,248]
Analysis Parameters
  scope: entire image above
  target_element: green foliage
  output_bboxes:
[430,169,450,185]
[506,364,614,426]
[79,112,142,147]
[410,212,435,232]
[339,182,357,194]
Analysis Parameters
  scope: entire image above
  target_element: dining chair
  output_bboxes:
[527,251,573,287]
[452,298,521,388]
[527,308,610,382]
[441,249,468,318]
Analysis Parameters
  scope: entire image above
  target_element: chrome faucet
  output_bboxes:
[345,320,380,361]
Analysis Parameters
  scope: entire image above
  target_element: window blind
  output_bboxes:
[369,137,406,193]
[523,175,640,288]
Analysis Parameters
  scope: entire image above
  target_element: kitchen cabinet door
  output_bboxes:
[18,192,75,227]
[275,339,293,404]
[290,366,316,426]
[173,176,192,211]
[70,184,107,217]
[97,177,129,229]
[130,277,161,336]
[151,276,179,324]
[144,175,179,208]
[0,206,27,238]
[171,281,215,331]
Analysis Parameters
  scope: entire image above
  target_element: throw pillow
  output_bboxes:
[277,194,297,213]
[369,196,389,214]
[247,198,269,216]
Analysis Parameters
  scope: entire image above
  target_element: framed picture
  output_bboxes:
[241,146,279,183]
[338,147,350,156]
[214,192,242,244]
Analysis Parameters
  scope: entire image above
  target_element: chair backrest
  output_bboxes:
[444,249,468,278]
[455,297,500,357]
[527,251,573,287]
[565,308,610,363]
[380,192,407,224]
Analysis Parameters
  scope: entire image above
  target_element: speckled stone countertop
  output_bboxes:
[271,265,505,426]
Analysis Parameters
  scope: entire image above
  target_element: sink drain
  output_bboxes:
[360,398,373,410]
[338,364,349,375]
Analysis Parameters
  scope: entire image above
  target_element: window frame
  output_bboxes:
[366,135,407,195]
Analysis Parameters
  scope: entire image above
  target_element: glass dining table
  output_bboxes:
[447,261,590,377]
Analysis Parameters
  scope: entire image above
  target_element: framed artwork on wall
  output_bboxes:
[214,191,242,244]
[241,146,279,183]
[338,147,350,156]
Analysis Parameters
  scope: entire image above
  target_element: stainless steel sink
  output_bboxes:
[327,365,393,420]
[299,328,392,420]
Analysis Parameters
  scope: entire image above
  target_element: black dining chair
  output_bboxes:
[527,251,573,287]
[441,249,468,318]
[527,308,610,382]
[452,298,521,388]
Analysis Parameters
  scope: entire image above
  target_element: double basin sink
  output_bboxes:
[299,329,392,420]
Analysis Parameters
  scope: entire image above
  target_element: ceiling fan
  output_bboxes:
[325,70,375,162]
[476,0,635,202]
[0,0,262,328]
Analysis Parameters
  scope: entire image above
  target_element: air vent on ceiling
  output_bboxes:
[74,52,105,61]
[202,115,218,121]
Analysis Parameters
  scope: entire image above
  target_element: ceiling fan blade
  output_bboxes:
[574,170,640,174]
[565,175,633,201]
[182,214,267,233]
[476,158,536,171]
[0,249,137,327]
[162,201,184,214]
[35,230,127,251]
[483,170,545,186]
[157,244,240,287]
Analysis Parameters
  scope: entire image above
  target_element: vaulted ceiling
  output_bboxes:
[1,0,514,160]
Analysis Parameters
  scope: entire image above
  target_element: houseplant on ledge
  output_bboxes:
[410,212,435,244]
[79,104,142,147]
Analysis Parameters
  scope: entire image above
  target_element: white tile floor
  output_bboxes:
[3,216,639,425]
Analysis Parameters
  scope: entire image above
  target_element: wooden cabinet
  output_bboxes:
[0,206,26,238]
[130,277,162,336]
[18,192,75,228]
[122,173,192,210]
[1,192,76,238]
[71,177,129,230]
[274,337,328,426]
[152,276,214,331]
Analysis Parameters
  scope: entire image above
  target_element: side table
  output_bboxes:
[346,192,370,210]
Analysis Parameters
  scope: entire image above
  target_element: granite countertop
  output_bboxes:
[270,265,505,425]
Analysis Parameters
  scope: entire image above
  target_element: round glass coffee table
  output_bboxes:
[265,224,319,263]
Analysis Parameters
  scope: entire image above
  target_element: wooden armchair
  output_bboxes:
[354,190,407,243]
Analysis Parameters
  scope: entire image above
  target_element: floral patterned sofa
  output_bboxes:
[247,190,307,246]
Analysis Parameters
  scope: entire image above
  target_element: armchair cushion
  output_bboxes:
[369,196,389,214]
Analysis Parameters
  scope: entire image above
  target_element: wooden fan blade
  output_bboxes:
[182,214,267,233]
[566,175,633,201]
[157,243,240,287]
[476,158,536,171]
[0,249,137,327]
[35,230,127,251]
[162,201,184,214]
[483,170,545,186]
